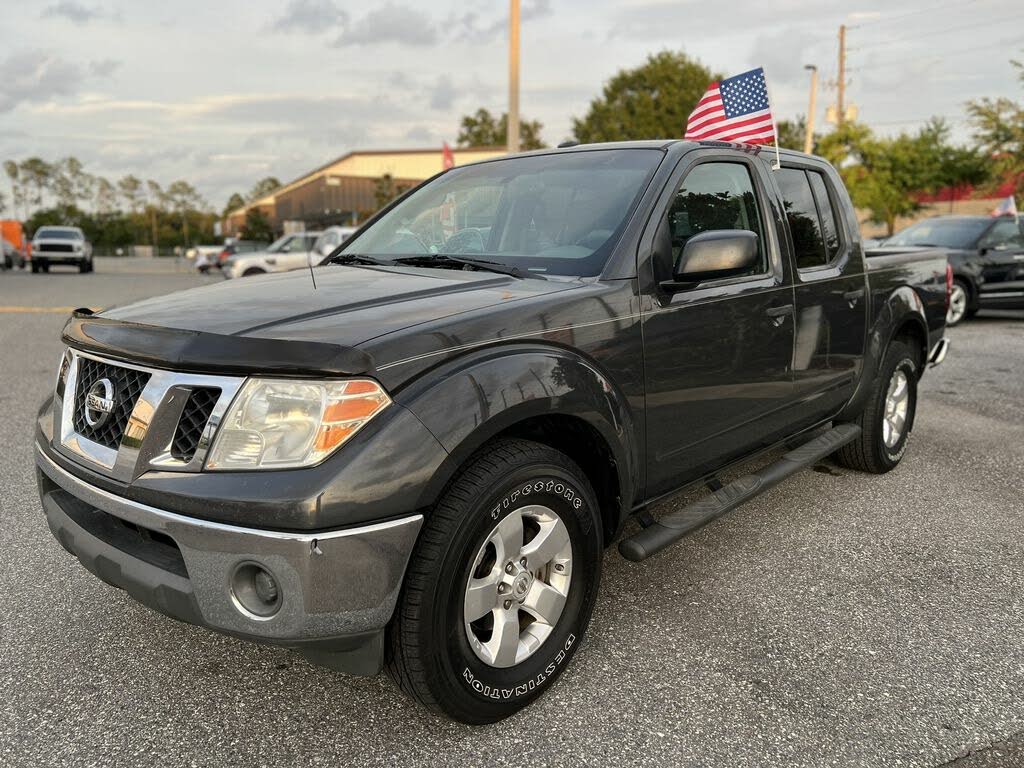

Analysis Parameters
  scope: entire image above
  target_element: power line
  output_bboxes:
[854,13,1024,50]
[849,37,1024,72]
[848,0,985,28]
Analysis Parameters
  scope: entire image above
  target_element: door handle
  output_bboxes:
[765,304,794,326]
[843,288,865,307]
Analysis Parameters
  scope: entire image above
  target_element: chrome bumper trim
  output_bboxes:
[37,446,423,641]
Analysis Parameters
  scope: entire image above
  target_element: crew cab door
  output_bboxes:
[640,151,796,499]
[772,162,867,425]
[977,218,1024,285]
[274,237,313,274]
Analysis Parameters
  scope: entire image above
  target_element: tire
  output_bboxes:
[242,268,266,277]
[79,259,92,273]
[31,261,39,274]
[946,279,970,326]
[835,339,919,474]
[387,438,603,724]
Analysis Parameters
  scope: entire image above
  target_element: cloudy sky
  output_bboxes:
[2,0,1021,207]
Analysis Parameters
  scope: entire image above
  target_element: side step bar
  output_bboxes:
[618,424,861,562]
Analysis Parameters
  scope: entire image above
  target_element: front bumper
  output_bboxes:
[36,446,422,675]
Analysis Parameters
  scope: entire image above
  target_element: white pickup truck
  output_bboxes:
[31,226,93,273]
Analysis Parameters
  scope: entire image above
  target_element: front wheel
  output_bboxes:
[835,339,918,474]
[387,438,602,724]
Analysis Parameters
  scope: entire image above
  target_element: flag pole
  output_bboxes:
[763,67,782,170]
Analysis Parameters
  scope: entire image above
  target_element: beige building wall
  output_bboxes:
[224,147,507,233]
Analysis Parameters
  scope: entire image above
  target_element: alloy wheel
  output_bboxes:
[463,505,572,668]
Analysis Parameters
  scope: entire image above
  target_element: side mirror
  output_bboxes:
[666,230,759,287]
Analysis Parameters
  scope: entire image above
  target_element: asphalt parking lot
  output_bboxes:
[1,260,1022,767]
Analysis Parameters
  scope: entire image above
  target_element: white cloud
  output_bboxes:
[0,52,84,113]
[334,3,439,46]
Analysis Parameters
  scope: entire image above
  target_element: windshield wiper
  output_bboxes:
[322,253,396,267]
[390,254,546,280]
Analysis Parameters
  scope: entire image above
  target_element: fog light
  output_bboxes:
[254,568,279,604]
[230,562,282,619]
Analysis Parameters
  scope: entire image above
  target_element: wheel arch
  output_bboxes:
[838,285,930,421]
[395,344,639,545]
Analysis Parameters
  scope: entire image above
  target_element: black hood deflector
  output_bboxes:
[63,311,374,377]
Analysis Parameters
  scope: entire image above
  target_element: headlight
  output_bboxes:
[206,378,391,470]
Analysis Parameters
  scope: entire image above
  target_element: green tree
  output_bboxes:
[248,176,281,201]
[19,157,54,212]
[456,108,545,149]
[241,207,274,242]
[94,177,118,214]
[166,180,205,246]
[967,58,1024,194]
[223,192,246,216]
[572,51,721,143]
[4,161,25,219]
[818,120,989,235]
[373,174,413,211]
[777,116,817,152]
[117,175,145,213]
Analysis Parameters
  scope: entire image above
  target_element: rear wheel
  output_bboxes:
[946,279,970,326]
[836,339,919,474]
[31,261,40,273]
[242,267,266,277]
[387,438,602,724]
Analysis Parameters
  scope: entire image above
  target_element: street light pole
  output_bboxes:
[508,0,521,153]
[803,64,818,155]
[837,24,847,128]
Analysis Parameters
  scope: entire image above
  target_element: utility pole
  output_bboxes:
[837,24,847,128]
[507,0,521,153]
[803,64,818,154]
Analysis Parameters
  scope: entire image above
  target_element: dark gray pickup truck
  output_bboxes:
[35,141,949,723]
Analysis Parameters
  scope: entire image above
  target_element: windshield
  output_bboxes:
[35,228,80,240]
[266,235,295,253]
[885,219,990,249]
[339,149,663,277]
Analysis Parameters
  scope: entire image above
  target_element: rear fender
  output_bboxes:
[838,285,929,421]
[395,344,638,528]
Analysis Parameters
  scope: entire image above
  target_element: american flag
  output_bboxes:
[684,67,776,145]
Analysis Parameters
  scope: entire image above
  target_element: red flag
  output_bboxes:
[684,67,776,145]
[442,142,455,170]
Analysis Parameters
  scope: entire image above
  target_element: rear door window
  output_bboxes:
[776,168,829,269]
[807,171,841,261]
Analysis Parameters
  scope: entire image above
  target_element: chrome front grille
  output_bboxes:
[72,357,151,450]
[170,387,220,462]
[54,349,245,481]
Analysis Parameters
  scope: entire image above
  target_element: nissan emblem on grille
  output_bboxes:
[84,378,115,428]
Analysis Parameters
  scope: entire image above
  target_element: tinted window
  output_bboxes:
[981,219,1024,250]
[667,162,766,277]
[886,218,990,249]
[808,171,841,261]
[343,149,662,277]
[777,168,829,269]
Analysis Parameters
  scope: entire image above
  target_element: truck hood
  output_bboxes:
[101,265,578,349]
